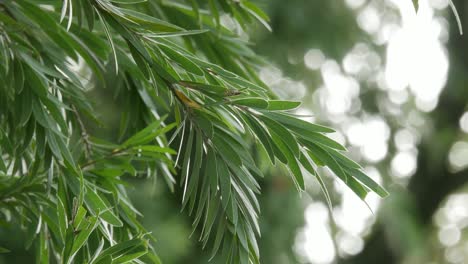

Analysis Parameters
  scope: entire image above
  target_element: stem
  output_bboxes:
[71,105,92,160]
[79,148,128,170]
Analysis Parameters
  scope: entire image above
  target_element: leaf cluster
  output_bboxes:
[0,0,387,263]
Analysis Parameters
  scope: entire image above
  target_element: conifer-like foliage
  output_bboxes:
[0,1,389,263]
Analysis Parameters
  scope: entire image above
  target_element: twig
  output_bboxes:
[79,148,128,170]
[71,105,92,159]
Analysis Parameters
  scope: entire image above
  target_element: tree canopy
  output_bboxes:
[0,1,394,263]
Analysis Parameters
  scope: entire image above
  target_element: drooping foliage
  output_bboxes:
[0,1,388,263]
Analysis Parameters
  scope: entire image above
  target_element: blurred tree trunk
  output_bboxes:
[340,1,468,263]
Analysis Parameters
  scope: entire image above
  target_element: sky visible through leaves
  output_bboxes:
[281,0,465,263]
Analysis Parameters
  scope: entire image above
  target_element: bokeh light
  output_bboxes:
[295,0,452,262]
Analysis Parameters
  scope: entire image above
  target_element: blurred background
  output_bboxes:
[130,0,468,263]
[2,0,468,263]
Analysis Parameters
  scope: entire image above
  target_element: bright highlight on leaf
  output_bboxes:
[449,0,463,35]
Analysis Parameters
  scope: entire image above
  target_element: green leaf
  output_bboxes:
[73,206,87,229]
[148,29,209,38]
[270,140,288,164]
[266,100,301,111]
[67,216,99,264]
[329,149,362,169]
[180,124,195,191]
[306,149,325,167]
[19,52,63,79]
[112,246,148,264]
[135,145,176,155]
[57,197,68,241]
[91,238,145,264]
[19,87,32,126]
[201,197,220,244]
[15,1,59,31]
[118,8,183,32]
[103,12,152,62]
[193,111,214,138]
[265,112,335,133]
[38,219,50,263]
[187,56,238,79]
[347,176,370,200]
[179,81,227,95]
[25,68,47,99]
[297,130,346,151]
[209,219,225,260]
[227,163,260,195]
[299,152,333,211]
[212,134,242,166]
[270,131,304,190]
[240,2,272,31]
[231,98,268,109]
[110,0,148,4]
[92,168,126,178]
[122,117,166,147]
[240,113,276,164]
[0,247,10,253]
[45,132,63,162]
[193,171,210,229]
[0,152,6,173]
[304,142,348,183]
[159,44,204,76]
[139,251,162,264]
[206,151,219,194]
[85,189,123,227]
[412,0,419,11]
[47,130,76,168]
[208,0,220,27]
[217,158,231,209]
[260,115,300,156]
[236,223,249,252]
[349,169,389,198]
[83,0,95,31]
[13,58,25,93]
[183,131,203,211]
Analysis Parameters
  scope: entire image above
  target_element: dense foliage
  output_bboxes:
[0,1,390,263]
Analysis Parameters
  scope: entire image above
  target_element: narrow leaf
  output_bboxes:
[266,100,301,111]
